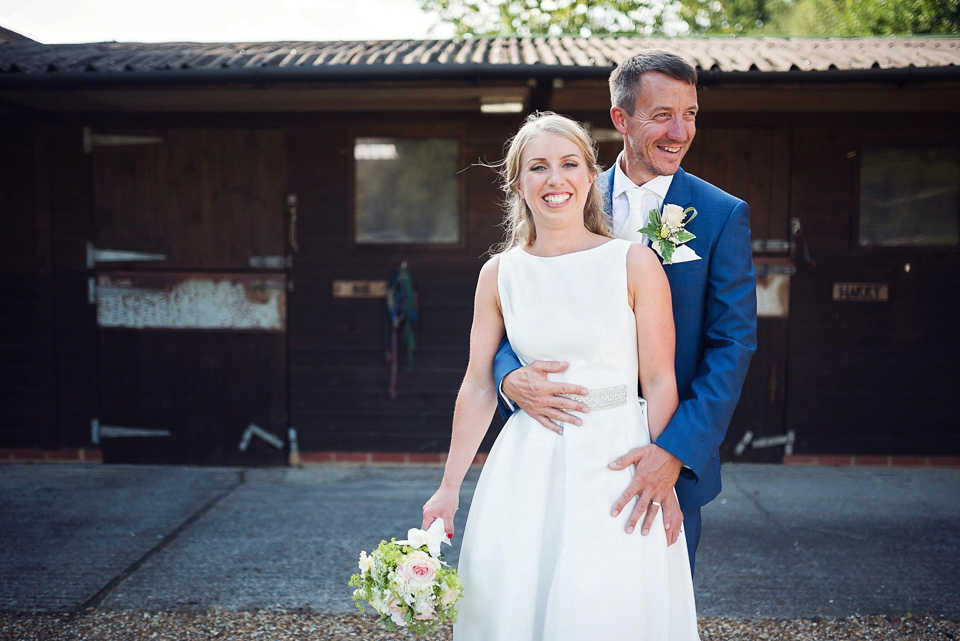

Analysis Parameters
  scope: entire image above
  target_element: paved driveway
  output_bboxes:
[1,463,957,618]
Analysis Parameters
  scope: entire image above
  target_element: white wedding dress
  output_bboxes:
[454,239,700,641]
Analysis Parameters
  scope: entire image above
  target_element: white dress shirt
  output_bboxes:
[611,152,675,244]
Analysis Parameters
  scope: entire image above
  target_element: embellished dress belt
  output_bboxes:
[557,384,628,410]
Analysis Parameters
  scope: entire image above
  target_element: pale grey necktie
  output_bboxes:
[622,187,656,245]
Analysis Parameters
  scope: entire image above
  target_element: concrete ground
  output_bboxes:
[1,462,958,619]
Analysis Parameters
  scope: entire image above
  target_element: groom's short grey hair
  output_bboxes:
[609,50,698,115]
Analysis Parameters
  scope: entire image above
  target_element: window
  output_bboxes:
[859,144,960,248]
[354,137,460,244]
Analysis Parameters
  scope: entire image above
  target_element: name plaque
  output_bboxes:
[832,282,889,302]
[333,280,388,299]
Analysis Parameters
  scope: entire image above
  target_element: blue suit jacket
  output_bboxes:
[493,167,758,510]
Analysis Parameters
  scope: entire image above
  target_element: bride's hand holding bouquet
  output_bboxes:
[421,485,459,540]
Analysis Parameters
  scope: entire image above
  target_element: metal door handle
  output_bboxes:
[286,194,299,253]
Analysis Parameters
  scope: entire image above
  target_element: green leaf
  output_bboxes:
[675,230,695,244]
[648,208,663,227]
[659,241,675,264]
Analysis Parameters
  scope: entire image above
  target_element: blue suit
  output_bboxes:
[493,167,758,572]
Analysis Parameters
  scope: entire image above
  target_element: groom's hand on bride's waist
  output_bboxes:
[608,446,684,546]
[502,361,590,435]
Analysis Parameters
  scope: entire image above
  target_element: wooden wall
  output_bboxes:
[46,125,99,450]
[0,125,49,445]
[784,114,960,455]
[2,103,957,460]
[286,113,521,453]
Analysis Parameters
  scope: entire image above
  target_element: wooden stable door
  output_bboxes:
[682,127,794,462]
[88,128,289,465]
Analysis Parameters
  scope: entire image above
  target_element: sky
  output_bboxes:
[1,0,455,44]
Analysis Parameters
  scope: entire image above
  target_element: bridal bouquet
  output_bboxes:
[348,519,463,635]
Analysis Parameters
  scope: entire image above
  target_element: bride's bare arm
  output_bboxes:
[630,245,678,443]
[609,244,683,543]
[422,257,505,539]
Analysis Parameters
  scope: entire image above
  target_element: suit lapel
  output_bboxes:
[663,168,694,210]
[603,166,698,256]
[602,167,615,216]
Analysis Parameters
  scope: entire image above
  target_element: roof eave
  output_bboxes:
[0,62,956,89]
[699,65,960,86]
[0,63,607,88]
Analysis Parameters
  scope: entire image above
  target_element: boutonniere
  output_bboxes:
[639,203,698,264]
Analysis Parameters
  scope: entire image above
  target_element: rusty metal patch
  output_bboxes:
[96,272,286,331]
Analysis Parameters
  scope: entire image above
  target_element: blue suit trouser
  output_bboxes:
[681,505,702,577]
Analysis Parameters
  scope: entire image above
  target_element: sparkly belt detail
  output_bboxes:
[557,384,628,411]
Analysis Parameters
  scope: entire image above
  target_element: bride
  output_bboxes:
[421,112,700,640]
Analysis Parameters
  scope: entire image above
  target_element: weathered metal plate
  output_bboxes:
[332,279,387,298]
[96,272,286,331]
[832,282,889,302]
[755,258,791,319]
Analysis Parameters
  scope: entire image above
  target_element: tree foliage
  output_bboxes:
[419,0,960,36]
[777,0,960,35]
[420,0,690,37]
[679,0,794,34]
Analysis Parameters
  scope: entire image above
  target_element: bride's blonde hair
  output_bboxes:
[491,112,611,255]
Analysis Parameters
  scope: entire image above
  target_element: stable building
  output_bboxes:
[1,36,958,465]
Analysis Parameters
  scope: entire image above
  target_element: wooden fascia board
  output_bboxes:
[0,80,533,113]
[2,77,959,115]
[551,80,960,114]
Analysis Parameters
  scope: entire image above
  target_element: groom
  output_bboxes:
[493,50,757,573]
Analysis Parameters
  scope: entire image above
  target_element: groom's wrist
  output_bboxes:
[653,440,690,473]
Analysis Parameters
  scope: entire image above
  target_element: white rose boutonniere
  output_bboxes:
[640,203,698,264]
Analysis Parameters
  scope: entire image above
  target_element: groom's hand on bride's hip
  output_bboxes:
[502,361,590,435]
[608,446,684,545]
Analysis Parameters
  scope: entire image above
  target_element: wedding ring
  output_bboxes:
[650,501,661,507]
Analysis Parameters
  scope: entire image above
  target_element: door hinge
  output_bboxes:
[249,255,291,269]
[751,239,792,253]
[91,418,171,444]
[87,242,167,269]
[83,127,163,154]
[756,263,797,278]
[734,430,796,456]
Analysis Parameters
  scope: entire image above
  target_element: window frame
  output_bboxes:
[349,125,467,251]
[855,140,960,254]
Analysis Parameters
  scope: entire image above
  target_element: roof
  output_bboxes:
[0,26,37,45]
[1,36,957,87]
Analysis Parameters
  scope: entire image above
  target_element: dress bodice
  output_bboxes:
[497,239,638,390]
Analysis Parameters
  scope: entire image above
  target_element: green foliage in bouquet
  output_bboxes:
[349,522,463,636]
